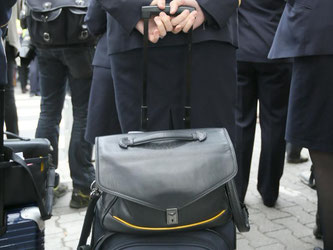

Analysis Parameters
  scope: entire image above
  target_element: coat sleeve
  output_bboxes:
[85,0,107,36]
[197,0,238,29]
[97,0,238,34]
[0,0,16,28]
[97,0,152,35]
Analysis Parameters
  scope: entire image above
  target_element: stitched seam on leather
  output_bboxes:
[102,196,118,226]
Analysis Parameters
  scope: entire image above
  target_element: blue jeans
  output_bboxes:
[35,46,95,191]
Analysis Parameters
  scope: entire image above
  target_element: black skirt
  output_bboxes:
[286,55,333,152]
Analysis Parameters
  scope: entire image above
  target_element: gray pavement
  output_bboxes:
[13,85,322,250]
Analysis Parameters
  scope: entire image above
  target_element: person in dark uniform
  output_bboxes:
[235,0,291,207]
[97,0,239,142]
[84,0,121,144]
[269,0,333,249]
[1,0,17,154]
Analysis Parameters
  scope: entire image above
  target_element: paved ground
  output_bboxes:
[13,85,322,250]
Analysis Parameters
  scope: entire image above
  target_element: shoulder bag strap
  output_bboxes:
[226,179,250,232]
[77,187,101,250]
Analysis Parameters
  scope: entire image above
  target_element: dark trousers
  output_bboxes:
[235,62,291,203]
[110,41,237,141]
[35,46,95,191]
[18,57,30,92]
[28,57,40,95]
[4,42,19,137]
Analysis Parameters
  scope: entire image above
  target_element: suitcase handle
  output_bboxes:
[119,131,207,148]
[142,5,195,18]
[0,147,54,220]
[3,131,30,141]
[141,5,193,131]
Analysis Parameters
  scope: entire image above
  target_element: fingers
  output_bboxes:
[182,13,196,33]
[173,10,197,34]
[154,16,167,37]
[171,9,190,27]
[149,29,160,43]
[157,0,165,9]
[159,12,173,32]
[170,0,184,14]
[135,20,144,35]
[150,0,165,9]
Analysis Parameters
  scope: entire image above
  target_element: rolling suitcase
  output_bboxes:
[0,57,54,249]
[0,134,55,238]
[0,206,45,249]
[78,5,249,249]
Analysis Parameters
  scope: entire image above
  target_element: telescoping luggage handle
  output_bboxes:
[141,5,195,131]
[141,6,250,233]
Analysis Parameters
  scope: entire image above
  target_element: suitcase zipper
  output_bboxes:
[112,209,226,231]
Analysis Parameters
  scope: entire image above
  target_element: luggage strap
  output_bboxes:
[77,186,101,250]
[0,146,54,235]
[226,179,250,232]
[141,5,193,131]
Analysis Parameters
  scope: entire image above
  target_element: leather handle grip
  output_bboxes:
[119,131,206,149]
[142,5,195,18]
[3,131,30,141]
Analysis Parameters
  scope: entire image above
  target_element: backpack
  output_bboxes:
[23,0,95,47]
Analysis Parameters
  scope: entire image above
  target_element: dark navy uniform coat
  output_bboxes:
[96,0,240,140]
[237,0,288,63]
[98,0,239,54]
[269,0,333,59]
[269,0,333,152]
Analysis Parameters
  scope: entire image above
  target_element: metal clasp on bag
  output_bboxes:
[166,208,178,225]
[43,32,50,42]
[75,0,85,6]
[79,25,89,40]
[90,180,101,199]
[43,2,52,10]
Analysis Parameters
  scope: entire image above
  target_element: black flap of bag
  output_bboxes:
[95,128,239,233]
[26,0,88,12]
[25,0,94,46]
